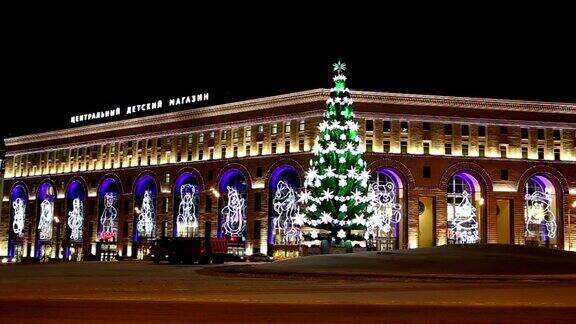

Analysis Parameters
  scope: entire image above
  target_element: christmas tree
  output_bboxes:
[299,61,370,245]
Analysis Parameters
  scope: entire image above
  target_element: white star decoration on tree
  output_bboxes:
[321,212,333,224]
[333,60,346,74]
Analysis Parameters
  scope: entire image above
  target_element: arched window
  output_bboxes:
[268,166,302,249]
[446,173,482,244]
[524,175,558,247]
[173,172,200,238]
[219,169,248,253]
[36,182,56,260]
[367,169,405,250]
[98,178,121,242]
[9,184,28,259]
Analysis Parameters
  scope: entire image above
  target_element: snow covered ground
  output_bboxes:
[252,244,576,276]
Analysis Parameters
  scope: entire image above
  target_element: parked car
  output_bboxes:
[247,253,273,262]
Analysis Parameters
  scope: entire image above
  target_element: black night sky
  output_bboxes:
[2,10,574,145]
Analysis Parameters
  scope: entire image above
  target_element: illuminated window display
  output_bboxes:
[447,174,480,244]
[524,175,558,247]
[219,169,247,250]
[173,172,200,237]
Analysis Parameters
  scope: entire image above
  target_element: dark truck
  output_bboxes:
[150,237,228,264]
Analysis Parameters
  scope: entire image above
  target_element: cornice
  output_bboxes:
[5,89,575,147]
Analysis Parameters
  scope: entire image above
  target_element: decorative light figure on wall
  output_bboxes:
[525,189,557,239]
[100,192,118,240]
[38,197,54,240]
[137,190,155,238]
[272,181,302,244]
[177,184,198,236]
[12,198,26,236]
[221,186,246,237]
[366,181,402,237]
[447,190,479,244]
[68,198,84,241]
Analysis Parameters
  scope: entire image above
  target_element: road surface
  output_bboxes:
[0,261,575,322]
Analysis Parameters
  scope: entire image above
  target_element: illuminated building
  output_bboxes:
[1,89,575,260]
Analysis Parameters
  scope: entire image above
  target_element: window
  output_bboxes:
[233,130,239,139]
[444,124,453,135]
[383,140,390,153]
[538,147,544,159]
[233,146,238,157]
[258,125,264,133]
[366,140,373,153]
[553,130,561,141]
[245,127,252,138]
[123,221,129,238]
[423,142,430,155]
[253,220,262,240]
[199,133,204,143]
[299,139,304,151]
[208,170,213,180]
[177,137,182,146]
[537,129,545,140]
[271,142,277,154]
[198,150,203,160]
[383,121,391,132]
[400,122,408,133]
[400,141,408,154]
[254,192,262,211]
[245,145,251,156]
[221,147,226,158]
[162,221,168,238]
[521,128,529,139]
[478,126,486,137]
[366,120,374,132]
[462,144,469,156]
[209,131,215,139]
[205,195,212,213]
[222,130,228,140]
[500,145,507,158]
[423,166,431,178]
[500,126,508,135]
[272,123,278,134]
[462,125,470,136]
[423,122,431,131]
[257,143,263,155]
[522,146,529,159]
[176,152,182,162]
[165,173,170,183]
[256,167,263,177]
[501,169,509,180]
[554,148,561,161]
[164,198,170,213]
[285,123,291,133]
[188,134,193,144]
[299,121,305,132]
[445,143,452,155]
[284,141,290,153]
[479,145,485,157]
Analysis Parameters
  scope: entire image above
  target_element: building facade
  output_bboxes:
[1,89,576,261]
